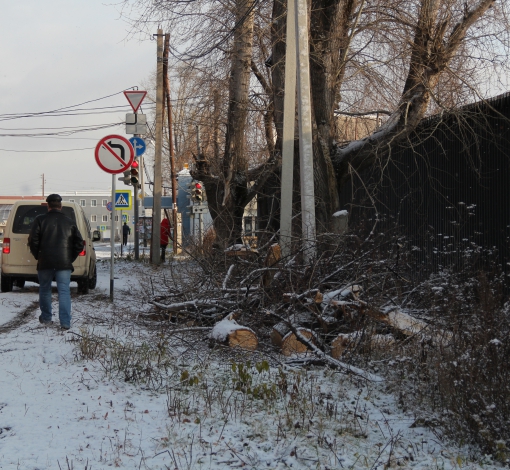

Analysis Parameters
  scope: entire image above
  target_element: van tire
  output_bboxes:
[77,279,89,295]
[88,264,97,289]
[1,274,13,292]
[14,279,25,289]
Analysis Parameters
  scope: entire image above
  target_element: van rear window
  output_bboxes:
[12,206,76,234]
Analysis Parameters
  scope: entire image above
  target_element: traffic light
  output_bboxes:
[119,169,132,186]
[130,160,139,185]
[193,182,203,202]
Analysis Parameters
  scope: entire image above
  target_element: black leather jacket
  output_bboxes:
[28,209,84,271]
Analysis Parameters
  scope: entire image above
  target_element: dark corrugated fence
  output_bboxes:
[339,93,510,278]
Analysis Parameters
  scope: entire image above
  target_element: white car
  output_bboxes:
[1,200,100,293]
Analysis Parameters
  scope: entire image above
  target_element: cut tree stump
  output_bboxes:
[331,333,356,359]
[281,329,316,356]
[226,328,258,350]
[271,325,317,356]
[331,332,395,359]
[210,316,258,351]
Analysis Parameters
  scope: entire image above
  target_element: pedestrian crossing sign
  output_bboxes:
[115,190,132,210]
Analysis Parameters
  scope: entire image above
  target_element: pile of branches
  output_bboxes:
[142,227,426,380]
[138,227,510,459]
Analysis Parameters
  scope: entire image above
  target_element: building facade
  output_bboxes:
[0,191,144,242]
[59,190,143,241]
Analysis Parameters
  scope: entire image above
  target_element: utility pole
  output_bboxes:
[279,0,297,259]
[163,33,179,254]
[296,0,316,263]
[41,173,45,198]
[280,0,316,263]
[151,28,164,264]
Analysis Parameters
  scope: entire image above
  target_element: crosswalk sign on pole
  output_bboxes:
[115,190,132,210]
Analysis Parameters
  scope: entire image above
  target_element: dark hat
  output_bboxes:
[46,194,62,203]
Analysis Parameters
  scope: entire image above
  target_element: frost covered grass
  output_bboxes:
[73,319,495,469]
[66,252,508,469]
[374,270,510,461]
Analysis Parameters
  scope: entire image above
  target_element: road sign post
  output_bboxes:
[94,134,135,303]
[128,136,146,261]
[110,174,115,302]
[124,90,147,112]
[115,190,132,210]
[95,135,134,174]
[129,137,146,157]
[126,113,147,134]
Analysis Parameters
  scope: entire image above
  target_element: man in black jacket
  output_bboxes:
[122,222,131,246]
[29,194,84,330]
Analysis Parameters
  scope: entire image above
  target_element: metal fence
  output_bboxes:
[339,92,510,278]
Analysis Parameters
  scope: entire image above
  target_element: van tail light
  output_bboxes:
[2,238,10,254]
[79,241,86,256]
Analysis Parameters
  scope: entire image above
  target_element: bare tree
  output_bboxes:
[120,0,509,248]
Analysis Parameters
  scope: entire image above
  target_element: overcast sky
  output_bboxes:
[0,0,156,196]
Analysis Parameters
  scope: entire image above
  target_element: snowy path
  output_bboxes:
[0,259,499,469]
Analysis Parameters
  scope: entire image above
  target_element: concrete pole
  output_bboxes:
[296,0,316,263]
[151,29,164,264]
[279,0,297,259]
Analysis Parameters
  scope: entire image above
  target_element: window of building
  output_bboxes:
[244,217,253,237]
[80,199,86,207]
[114,215,119,222]
[91,199,97,207]
[102,199,107,207]
[102,215,108,222]
[91,215,97,222]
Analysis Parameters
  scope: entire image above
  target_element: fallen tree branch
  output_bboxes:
[223,264,235,290]
[338,304,452,345]
[268,309,383,382]
[167,327,212,335]
[151,300,234,312]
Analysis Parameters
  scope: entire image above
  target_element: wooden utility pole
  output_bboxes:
[151,29,164,264]
[163,33,179,254]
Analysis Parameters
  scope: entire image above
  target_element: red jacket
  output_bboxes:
[160,218,171,246]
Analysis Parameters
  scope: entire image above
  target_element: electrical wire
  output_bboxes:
[0,147,95,153]
[0,123,122,138]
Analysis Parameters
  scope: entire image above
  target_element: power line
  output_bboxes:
[0,123,121,138]
[0,123,121,131]
[0,147,95,153]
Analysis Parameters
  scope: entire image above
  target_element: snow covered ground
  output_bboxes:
[0,246,501,469]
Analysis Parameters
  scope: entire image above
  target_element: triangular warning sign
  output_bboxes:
[124,90,147,113]
[116,194,129,206]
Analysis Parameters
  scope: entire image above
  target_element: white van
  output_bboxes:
[1,200,100,293]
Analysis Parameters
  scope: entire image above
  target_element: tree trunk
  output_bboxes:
[196,0,256,249]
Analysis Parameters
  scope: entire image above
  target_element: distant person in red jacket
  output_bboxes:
[160,217,171,262]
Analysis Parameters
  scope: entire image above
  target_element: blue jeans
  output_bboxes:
[38,269,72,328]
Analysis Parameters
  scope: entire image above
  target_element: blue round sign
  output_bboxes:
[106,202,113,212]
[129,137,146,157]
